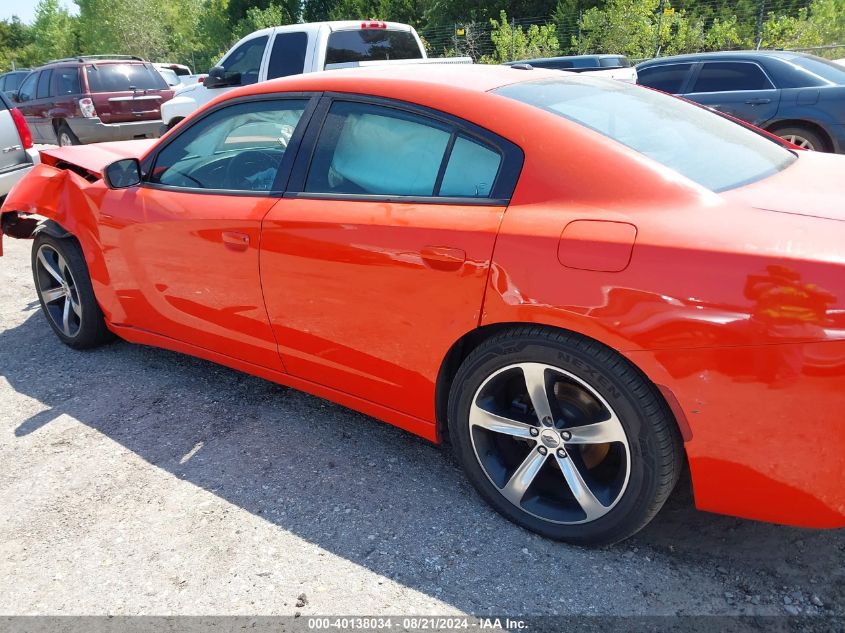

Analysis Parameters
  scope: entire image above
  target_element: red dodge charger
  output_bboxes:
[1,65,843,545]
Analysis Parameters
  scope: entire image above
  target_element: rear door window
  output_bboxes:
[305,101,450,196]
[324,29,422,66]
[221,35,269,86]
[268,32,308,79]
[691,62,773,93]
[36,70,52,99]
[637,63,693,94]
[303,101,508,199]
[50,68,81,96]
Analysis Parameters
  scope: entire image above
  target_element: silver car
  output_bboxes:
[0,92,40,201]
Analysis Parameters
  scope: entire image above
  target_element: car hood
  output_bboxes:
[40,139,157,178]
[722,151,845,222]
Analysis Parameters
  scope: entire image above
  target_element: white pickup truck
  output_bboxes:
[161,20,467,132]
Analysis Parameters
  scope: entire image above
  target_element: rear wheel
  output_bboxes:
[56,122,79,147]
[448,327,683,546]
[31,233,113,349]
[773,126,827,152]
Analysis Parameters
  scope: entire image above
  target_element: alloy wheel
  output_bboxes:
[35,243,83,338]
[469,362,631,524]
[780,134,815,150]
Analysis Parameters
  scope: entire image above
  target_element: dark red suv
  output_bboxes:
[12,55,174,146]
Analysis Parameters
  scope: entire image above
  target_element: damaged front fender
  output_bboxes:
[0,162,124,323]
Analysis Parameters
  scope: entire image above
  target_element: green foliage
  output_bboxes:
[1,0,844,74]
[574,0,659,57]
[234,3,293,40]
[482,10,559,62]
[32,0,78,62]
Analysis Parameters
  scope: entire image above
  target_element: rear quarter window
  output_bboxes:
[325,29,422,66]
[86,63,168,92]
[637,63,693,94]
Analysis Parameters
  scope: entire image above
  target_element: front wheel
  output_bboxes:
[31,233,113,349]
[448,327,683,546]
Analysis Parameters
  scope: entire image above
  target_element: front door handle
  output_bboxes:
[421,246,466,271]
[745,98,771,105]
[222,231,249,251]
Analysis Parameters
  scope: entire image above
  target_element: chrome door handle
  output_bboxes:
[744,98,771,105]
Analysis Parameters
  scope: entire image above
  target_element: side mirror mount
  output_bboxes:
[204,66,238,89]
[104,158,142,189]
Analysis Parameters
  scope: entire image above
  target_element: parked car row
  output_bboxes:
[637,51,845,152]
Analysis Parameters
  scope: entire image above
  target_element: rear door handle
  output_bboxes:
[744,98,771,105]
[421,246,466,271]
[222,231,250,251]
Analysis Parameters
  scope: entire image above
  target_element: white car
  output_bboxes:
[160,20,432,133]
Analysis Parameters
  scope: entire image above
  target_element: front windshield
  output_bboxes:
[494,77,796,192]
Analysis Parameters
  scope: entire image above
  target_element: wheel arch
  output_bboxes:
[434,321,691,445]
[765,119,833,151]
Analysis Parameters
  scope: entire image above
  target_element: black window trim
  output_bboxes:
[685,60,776,95]
[140,92,321,197]
[285,92,524,206]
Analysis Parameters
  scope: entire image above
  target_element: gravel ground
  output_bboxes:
[0,235,843,618]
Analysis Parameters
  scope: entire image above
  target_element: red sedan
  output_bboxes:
[1,65,843,545]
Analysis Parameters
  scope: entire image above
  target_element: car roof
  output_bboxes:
[514,54,626,64]
[637,50,806,67]
[243,20,415,39]
[38,56,148,69]
[242,63,562,97]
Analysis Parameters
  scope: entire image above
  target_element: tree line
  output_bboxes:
[1,0,843,74]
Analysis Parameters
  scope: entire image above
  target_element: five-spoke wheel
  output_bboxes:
[31,233,113,349]
[34,243,83,338]
[450,328,683,545]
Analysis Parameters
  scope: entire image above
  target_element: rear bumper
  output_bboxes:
[627,339,845,529]
[67,118,163,144]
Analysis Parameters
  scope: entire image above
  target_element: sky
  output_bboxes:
[0,0,78,25]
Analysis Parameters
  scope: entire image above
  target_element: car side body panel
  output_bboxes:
[2,66,844,529]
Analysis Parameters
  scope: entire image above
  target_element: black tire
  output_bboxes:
[772,126,828,152]
[448,326,683,546]
[31,233,113,349]
[56,122,80,147]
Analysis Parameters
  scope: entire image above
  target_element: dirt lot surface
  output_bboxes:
[0,236,843,618]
